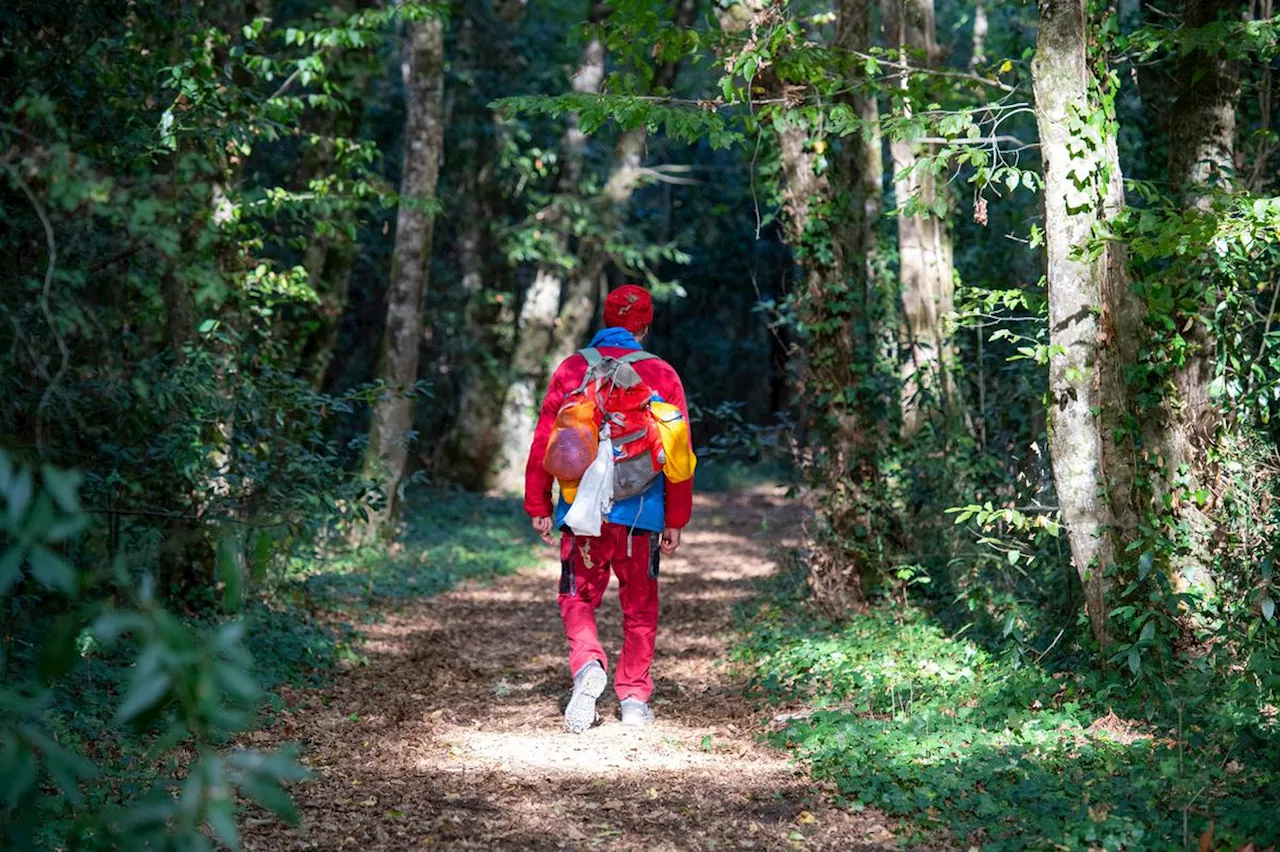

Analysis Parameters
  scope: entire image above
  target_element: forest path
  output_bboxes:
[243,488,898,851]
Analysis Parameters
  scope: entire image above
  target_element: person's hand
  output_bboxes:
[532,516,555,546]
[660,526,682,555]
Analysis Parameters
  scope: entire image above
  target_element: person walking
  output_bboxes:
[524,285,693,733]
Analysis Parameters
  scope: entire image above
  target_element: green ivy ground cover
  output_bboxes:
[734,573,1280,851]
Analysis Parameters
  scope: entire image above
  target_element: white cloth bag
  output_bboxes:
[564,425,614,537]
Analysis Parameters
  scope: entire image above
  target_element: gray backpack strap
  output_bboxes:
[579,347,603,368]
[619,351,657,365]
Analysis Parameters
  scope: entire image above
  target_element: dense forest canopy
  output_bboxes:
[3,0,1280,847]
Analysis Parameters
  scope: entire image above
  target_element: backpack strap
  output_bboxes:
[574,347,655,396]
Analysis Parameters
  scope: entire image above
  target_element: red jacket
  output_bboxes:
[524,345,694,530]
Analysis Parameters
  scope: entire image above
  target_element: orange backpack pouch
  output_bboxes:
[544,397,599,483]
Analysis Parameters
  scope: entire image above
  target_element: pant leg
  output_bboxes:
[613,531,661,702]
[557,531,614,678]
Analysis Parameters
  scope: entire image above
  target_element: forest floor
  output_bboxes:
[241,487,902,851]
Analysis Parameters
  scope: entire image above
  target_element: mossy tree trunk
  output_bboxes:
[778,0,886,614]
[1150,0,1241,598]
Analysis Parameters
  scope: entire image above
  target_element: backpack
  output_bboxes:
[544,348,666,503]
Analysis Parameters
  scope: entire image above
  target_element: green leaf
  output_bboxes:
[28,545,77,594]
[40,610,87,683]
[1138,551,1154,580]
[7,466,33,527]
[1208,374,1226,399]
[1264,597,1275,623]
[237,773,299,825]
[41,466,82,513]
[216,661,261,705]
[117,671,173,725]
[92,611,147,643]
[1127,648,1141,674]
[207,800,240,850]
[1139,620,1155,644]
[1,743,38,810]
[0,546,25,596]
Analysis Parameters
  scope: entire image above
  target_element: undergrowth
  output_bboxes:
[734,561,1280,851]
[278,488,541,617]
[10,487,541,850]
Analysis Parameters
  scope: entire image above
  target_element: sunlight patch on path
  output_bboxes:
[242,487,900,851]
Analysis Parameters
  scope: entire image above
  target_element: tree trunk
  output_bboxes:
[544,0,699,371]
[970,1,988,69]
[884,0,956,436]
[778,0,883,613]
[443,161,507,480]
[1033,0,1140,651]
[362,14,446,535]
[488,6,607,494]
[1153,0,1240,597]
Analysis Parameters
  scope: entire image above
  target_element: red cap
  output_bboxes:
[603,285,654,333]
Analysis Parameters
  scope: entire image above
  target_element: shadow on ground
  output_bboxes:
[242,489,901,851]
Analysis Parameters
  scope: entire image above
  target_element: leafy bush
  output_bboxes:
[0,449,308,851]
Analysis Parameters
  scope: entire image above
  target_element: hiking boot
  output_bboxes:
[619,696,655,727]
[564,660,607,733]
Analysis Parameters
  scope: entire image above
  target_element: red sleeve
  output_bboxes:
[524,357,577,518]
[659,366,694,530]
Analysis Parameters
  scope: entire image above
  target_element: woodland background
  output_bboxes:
[2,0,1280,848]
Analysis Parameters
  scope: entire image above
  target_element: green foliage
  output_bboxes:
[0,449,309,851]
[735,585,1280,851]
[495,93,745,150]
[282,488,542,611]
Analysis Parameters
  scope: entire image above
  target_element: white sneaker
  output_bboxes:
[619,697,655,727]
[564,661,606,733]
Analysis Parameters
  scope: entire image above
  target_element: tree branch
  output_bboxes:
[12,172,69,457]
[87,242,145,273]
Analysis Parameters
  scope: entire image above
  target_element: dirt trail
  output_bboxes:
[243,488,898,850]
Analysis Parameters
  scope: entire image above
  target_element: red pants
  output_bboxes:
[558,523,661,702]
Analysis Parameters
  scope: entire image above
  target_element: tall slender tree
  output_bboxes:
[544,0,703,372]
[1032,0,1142,649]
[775,0,885,612]
[489,2,609,494]
[441,0,525,482]
[884,0,957,435]
[1150,0,1242,596]
[362,8,447,535]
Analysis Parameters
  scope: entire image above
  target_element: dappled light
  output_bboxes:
[5,0,1280,848]
[241,492,900,850]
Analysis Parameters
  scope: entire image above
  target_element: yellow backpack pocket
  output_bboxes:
[650,401,696,484]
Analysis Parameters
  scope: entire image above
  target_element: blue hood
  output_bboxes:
[589,326,643,350]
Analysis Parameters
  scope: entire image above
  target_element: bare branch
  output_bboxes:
[918,135,1036,150]
[12,172,69,457]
